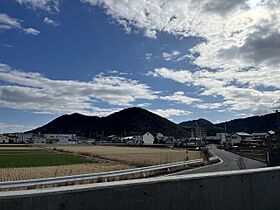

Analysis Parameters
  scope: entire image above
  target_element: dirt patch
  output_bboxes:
[47,145,202,167]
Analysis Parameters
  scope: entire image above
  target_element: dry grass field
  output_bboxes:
[0,162,130,182]
[49,146,202,166]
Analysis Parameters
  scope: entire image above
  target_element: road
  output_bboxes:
[172,145,267,175]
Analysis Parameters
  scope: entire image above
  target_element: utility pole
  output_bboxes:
[276,110,280,144]
[276,110,280,130]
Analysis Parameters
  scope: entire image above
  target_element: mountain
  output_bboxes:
[179,118,214,129]
[179,112,280,135]
[179,118,223,136]
[216,112,280,133]
[30,113,101,135]
[30,107,189,137]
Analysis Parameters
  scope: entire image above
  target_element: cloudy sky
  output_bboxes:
[0,0,279,133]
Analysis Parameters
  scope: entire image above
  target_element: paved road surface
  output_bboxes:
[172,145,267,175]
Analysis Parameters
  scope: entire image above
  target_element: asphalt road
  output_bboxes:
[172,145,267,175]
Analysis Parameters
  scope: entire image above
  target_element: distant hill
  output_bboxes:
[179,118,213,129]
[30,107,189,137]
[179,118,223,136]
[216,112,280,133]
[179,112,280,135]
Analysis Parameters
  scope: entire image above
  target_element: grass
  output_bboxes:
[0,148,92,168]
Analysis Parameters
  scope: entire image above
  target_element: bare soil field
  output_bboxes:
[49,145,202,166]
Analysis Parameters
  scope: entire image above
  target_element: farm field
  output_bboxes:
[0,146,130,181]
[0,147,92,168]
[49,145,202,166]
[0,163,130,182]
[0,146,202,181]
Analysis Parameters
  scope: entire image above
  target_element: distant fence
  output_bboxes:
[1,166,280,210]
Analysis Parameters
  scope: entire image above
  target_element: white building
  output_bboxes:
[14,133,33,143]
[124,132,155,145]
[125,136,142,145]
[252,132,267,140]
[229,132,252,145]
[191,127,206,141]
[0,134,9,144]
[206,133,227,144]
[33,136,47,144]
[142,132,154,145]
[43,134,77,144]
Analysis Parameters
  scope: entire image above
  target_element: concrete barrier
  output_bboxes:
[1,166,280,210]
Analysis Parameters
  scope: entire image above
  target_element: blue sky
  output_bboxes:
[0,0,279,133]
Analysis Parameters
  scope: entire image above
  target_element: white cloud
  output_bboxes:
[0,122,35,134]
[148,67,280,115]
[161,91,201,105]
[0,13,40,35]
[43,17,59,26]
[24,27,40,35]
[81,0,280,70]
[0,64,158,115]
[136,103,151,108]
[82,0,280,115]
[151,108,191,118]
[196,103,223,110]
[2,44,13,48]
[147,67,192,84]
[145,53,153,61]
[15,0,61,12]
[162,50,181,61]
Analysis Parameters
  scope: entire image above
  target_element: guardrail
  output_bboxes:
[0,159,203,191]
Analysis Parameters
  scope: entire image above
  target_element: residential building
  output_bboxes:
[33,136,47,144]
[252,132,267,141]
[5,134,19,144]
[206,133,227,144]
[124,132,155,145]
[43,134,77,144]
[191,126,206,141]
[229,132,252,145]
[14,133,34,143]
[0,134,9,144]
[142,132,154,145]
[125,136,142,145]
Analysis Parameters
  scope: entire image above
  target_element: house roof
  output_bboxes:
[235,132,251,136]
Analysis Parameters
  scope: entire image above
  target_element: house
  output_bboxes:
[155,133,165,143]
[107,135,121,143]
[33,136,47,144]
[14,133,33,144]
[5,134,19,144]
[124,132,155,145]
[266,130,276,142]
[0,134,9,144]
[125,136,142,145]
[43,134,77,144]
[252,132,267,141]
[229,132,252,145]
[206,133,227,144]
[142,132,154,145]
[188,137,202,146]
